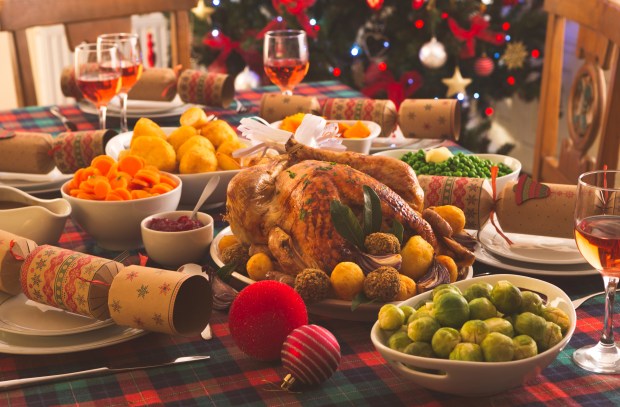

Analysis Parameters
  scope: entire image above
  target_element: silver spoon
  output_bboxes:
[191,175,220,220]
[572,289,620,309]
[50,106,78,131]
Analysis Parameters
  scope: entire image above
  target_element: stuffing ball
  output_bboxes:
[364,232,401,255]
[363,266,401,302]
[220,243,250,274]
[294,268,332,303]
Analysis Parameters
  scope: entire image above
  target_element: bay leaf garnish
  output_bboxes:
[330,199,365,249]
[216,261,238,283]
[390,219,404,244]
[351,291,375,311]
[363,185,382,237]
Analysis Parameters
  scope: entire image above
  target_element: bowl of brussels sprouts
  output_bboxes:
[373,149,521,193]
[370,274,576,396]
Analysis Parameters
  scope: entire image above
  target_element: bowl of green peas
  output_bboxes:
[373,149,521,193]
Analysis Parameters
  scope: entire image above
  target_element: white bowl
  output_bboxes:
[373,149,521,193]
[105,129,240,207]
[370,274,576,397]
[272,120,382,155]
[0,186,71,244]
[141,210,214,267]
[60,173,182,251]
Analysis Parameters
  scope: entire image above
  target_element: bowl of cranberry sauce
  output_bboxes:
[140,210,214,267]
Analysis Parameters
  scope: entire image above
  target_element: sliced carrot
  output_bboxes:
[118,155,145,177]
[106,162,119,180]
[69,189,81,197]
[113,187,132,201]
[131,189,150,199]
[130,178,149,189]
[110,176,128,190]
[91,155,116,176]
[104,191,124,201]
[76,191,96,200]
[159,174,178,187]
[78,180,95,194]
[134,168,161,186]
[93,179,112,200]
[150,183,173,194]
[74,168,86,184]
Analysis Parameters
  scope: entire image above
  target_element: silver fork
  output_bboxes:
[572,289,620,309]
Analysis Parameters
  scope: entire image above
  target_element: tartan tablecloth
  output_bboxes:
[1,81,619,406]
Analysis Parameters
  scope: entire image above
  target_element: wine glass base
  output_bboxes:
[573,342,620,373]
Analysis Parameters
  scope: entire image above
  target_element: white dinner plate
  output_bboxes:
[78,98,194,119]
[0,293,114,336]
[105,129,240,207]
[0,168,73,194]
[0,324,145,355]
[107,95,187,115]
[471,239,597,277]
[210,226,474,322]
[478,223,586,265]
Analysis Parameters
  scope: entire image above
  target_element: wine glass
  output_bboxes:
[573,169,620,373]
[74,43,122,130]
[97,33,143,133]
[263,30,309,95]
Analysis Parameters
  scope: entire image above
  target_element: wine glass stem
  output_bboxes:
[98,105,108,130]
[119,93,129,133]
[600,276,618,345]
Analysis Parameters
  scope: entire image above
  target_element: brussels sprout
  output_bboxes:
[408,309,434,324]
[538,321,563,351]
[490,280,523,314]
[431,327,461,358]
[485,317,515,338]
[481,332,515,362]
[469,297,498,320]
[432,284,462,300]
[378,304,406,331]
[399,305,416,322]
[403,341,435,358]
[512,335,538,360]
[519,291,544,315]
[541,306,571,335]
[449,342,484,362]
[388,331,413,351]
[433,292,470,328]
[514,312,547,341]
[460,320,490,345]
[407,316,440,342]
[463,282,493,302]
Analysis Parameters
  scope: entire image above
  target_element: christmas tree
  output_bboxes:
[191,0,547,153]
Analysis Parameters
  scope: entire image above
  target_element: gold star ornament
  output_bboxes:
[192,0,216,24]
[501,41,528,70]
[442,66,472,97]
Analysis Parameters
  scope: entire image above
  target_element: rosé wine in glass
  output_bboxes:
[263,30,309,95]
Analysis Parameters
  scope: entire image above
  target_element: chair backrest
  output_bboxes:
[0,0,198,107]
[533,0,620,183]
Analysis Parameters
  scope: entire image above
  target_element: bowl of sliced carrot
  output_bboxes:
[61,154,182,250]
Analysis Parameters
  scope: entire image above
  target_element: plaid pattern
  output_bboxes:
[2,82,620,406]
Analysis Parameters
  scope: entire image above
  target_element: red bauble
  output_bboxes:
[229,281,308,361]
[474,56,495,77]
[281,324,341,388]
[366,0,384,10]
[412,0,425,9]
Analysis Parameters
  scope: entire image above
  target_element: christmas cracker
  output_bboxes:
[398,99,461,140]
[177,69,235,108]
[52,130,117,174]
[321,98,397,137]
[20,245,123,320]
[259,93,321,123]
[0,132,55,174]
[128,68,178,101]
[107,265,212,336]
[418,175,576,238]
[0,230,37,296]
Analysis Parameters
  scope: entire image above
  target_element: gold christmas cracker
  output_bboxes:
[0,230,37,296]
[52,130,117,174]
[398,99,461,140]
[108,265,212,336]
[0,132,55,174]
[259,93,321,123]
[60,66,83,100]
[128,68,178,101]
[177,69,234,108]
[20,245,122,320]
[321,98,397,137]
[418,175,577,238]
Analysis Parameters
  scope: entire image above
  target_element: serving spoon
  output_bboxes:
[190,175,220,221]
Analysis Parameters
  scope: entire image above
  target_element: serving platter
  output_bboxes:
[211,226,473,322]
[0,168,72,194]
[78,96,194,119]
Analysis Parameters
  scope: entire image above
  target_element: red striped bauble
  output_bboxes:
[281,324,341,388]
[474,56,495,77]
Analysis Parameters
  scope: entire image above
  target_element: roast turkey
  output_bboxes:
[226,139,466,275]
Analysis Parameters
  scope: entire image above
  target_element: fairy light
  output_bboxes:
[309,18,316,25]
[531,49,540,58]
[441,12,448,19]
[383,41,390,48]
[507,76,516,85]
[473,92,480,99]
[505,34,511,41]
[211,29,220,37]
[333,67,341,77]
[485,107,494,116]
[276,16,283,22]
[494,52,501,59]
[502,22,510,31]
[457,93,465,101]
[378,62,388,71]
[350,46,360,56]
[414,19,425,29]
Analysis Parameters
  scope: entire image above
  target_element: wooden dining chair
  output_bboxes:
[0,0,198,107]
[533,0,620,183]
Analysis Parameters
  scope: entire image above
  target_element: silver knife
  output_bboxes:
[0,355,209,391]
